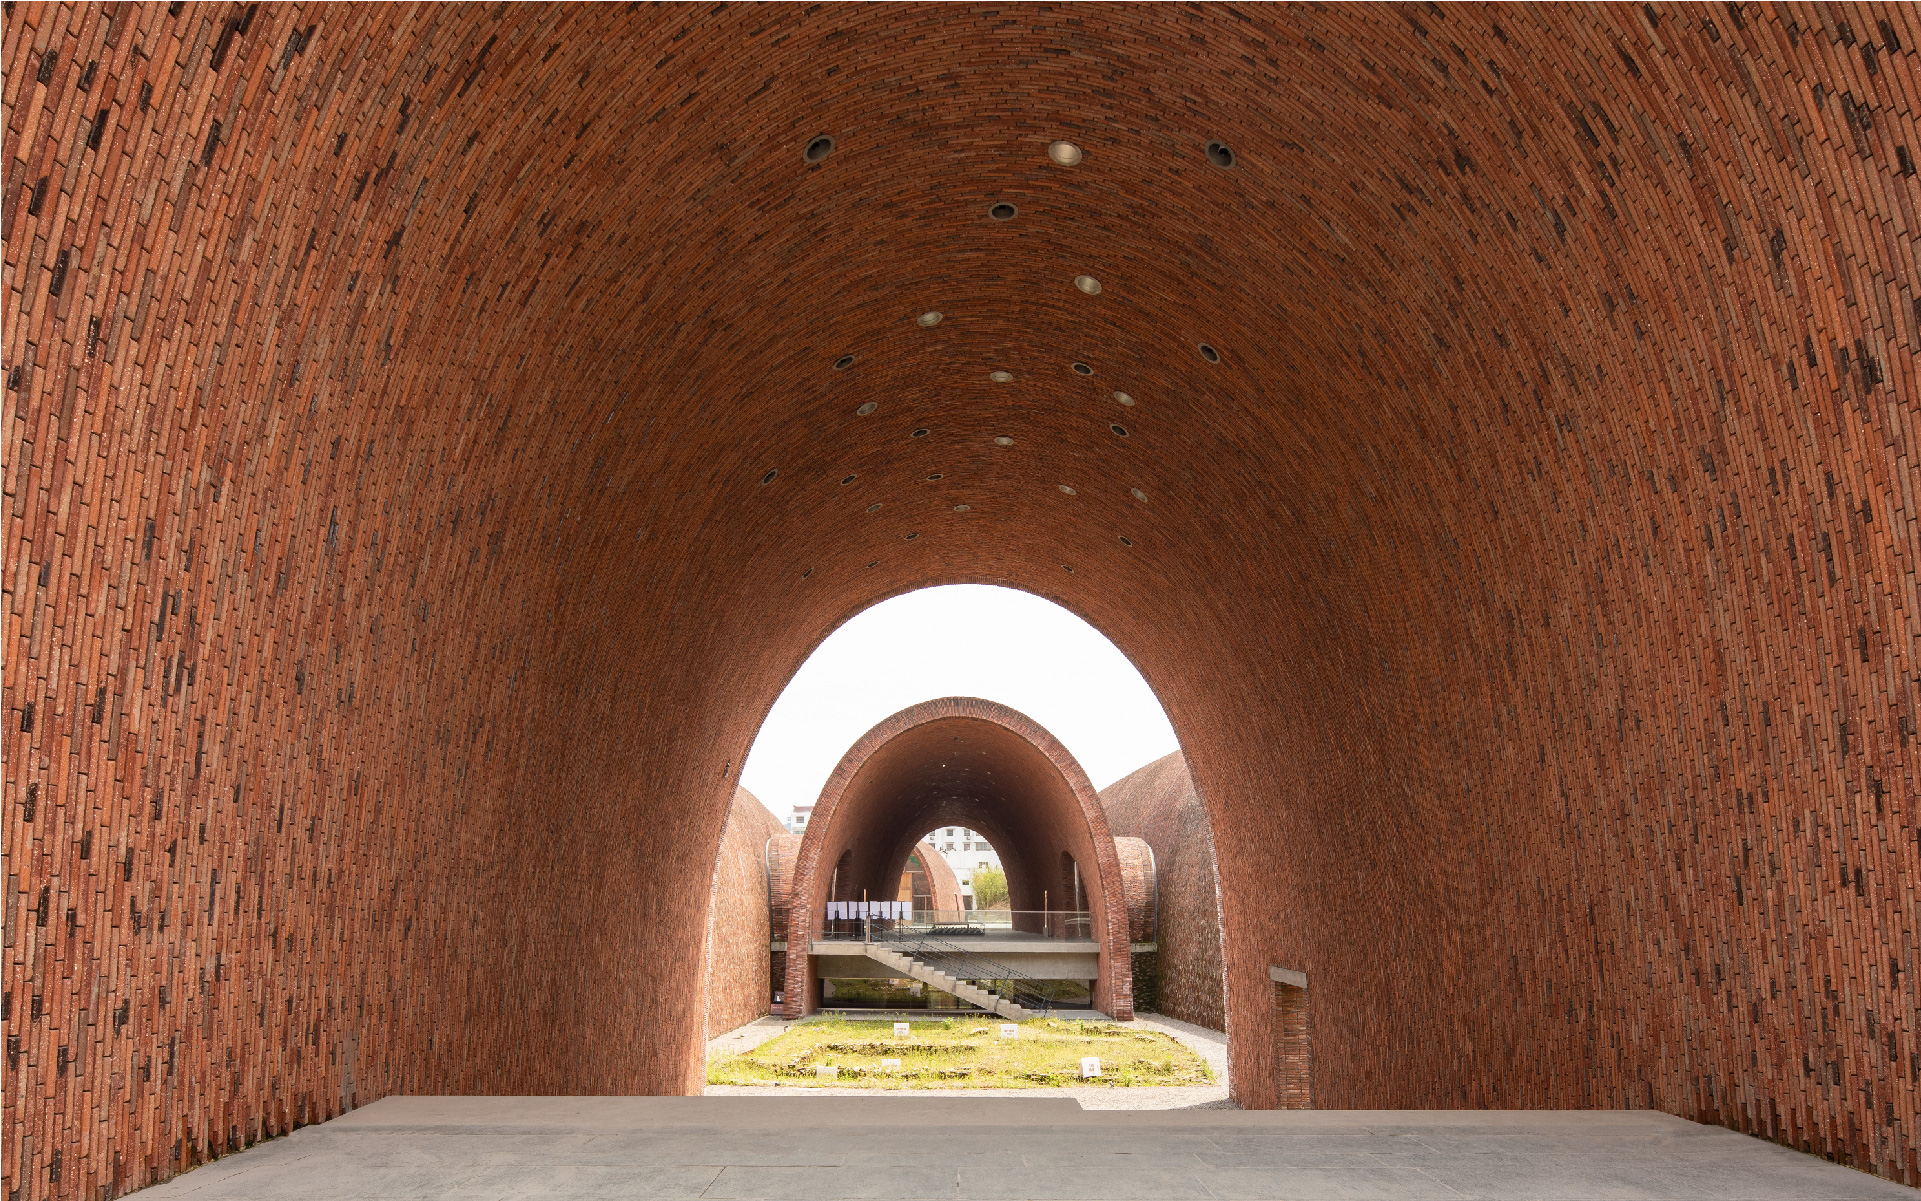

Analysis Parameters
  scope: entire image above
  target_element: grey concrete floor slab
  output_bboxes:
[132,1098,1916,1200]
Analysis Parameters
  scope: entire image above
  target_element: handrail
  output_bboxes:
[884,928,1061,1016]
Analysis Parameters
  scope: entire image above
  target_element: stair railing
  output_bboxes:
[883,929,1060,1016]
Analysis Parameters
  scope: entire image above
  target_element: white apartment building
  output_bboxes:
[785,804,813,835]
[928,826,1001,902]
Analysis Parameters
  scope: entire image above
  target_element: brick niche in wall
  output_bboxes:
[4,2,1916,1196]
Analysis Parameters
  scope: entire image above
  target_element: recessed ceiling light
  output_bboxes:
[918,311,942,327]
[1110,424,1128,437]
[856,401,877,416]
[1058,484,1076,495]
[761,469,778,485]
[1198,343,1220,363]
[1114,392,1134,406]
[994,436,1014,447]
[911,428,929,438]
[989,371,1013,383]
[805,135,836,163]
[1205,140,1235,168]
[1131,488,1148,502]
[835,355,856,370]
[954,504,970,512]
[867,503,883,513]
[1048,141,1083,166]
[1072,362,1093,376]
[926,473,943,481]
[1073,275,1102,295]
[989,202,1017,221]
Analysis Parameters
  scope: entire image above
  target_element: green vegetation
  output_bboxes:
[707,1016,1214,1089]
[970,867,1009,909]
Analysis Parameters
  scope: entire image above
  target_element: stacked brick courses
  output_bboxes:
[4,2,1916,1194]
[702,788,783,1039]
[1103,753,1227,1033]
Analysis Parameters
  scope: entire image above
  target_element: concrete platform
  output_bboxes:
[133,1098,1913,1199]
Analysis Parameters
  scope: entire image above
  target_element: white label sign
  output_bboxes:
[1080,1056,1102,1078]
[1000,1024,1018,1038]
[881,1058,902,1070]
[893,1022,911,1038]
[816,1065,838,1080]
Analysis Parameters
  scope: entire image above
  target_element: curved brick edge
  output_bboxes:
[780,697,1134,1021]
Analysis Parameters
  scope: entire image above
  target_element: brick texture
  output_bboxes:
[702,788,782,1039]
[1102,753,1226,1033]
[3,2,1916,1195]
[779,698,1134,1021]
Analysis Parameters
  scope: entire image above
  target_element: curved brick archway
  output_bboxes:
[780,697,1134,1019]
[5,3,1917,1195]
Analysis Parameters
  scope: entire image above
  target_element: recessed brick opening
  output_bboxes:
[1273,969,1311,1110]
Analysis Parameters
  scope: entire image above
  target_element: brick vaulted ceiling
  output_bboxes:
[3,2,1916,1196]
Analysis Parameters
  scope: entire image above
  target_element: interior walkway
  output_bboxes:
[133,1097,1911,1200]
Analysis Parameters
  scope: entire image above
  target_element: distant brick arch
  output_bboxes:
[781,698,1134,1019]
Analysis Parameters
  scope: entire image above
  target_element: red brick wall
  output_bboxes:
[1102,754,1226,1033]
[702,788,783,1039]
[908,840,964,913]
[5,3,1916,1194]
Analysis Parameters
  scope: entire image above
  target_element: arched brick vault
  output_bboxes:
[2,2,1916,1195]
[780,698,1134,1019]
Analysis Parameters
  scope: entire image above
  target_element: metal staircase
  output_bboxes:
[858,932,1059,1019]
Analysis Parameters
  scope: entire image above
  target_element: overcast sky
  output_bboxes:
[740,585,1180,821]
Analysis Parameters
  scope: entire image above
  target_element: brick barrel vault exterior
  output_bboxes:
[701,788,784,1039]
[1103,753,1226,1033]
[4,2,1916,1194]
[781,697,1134,1021]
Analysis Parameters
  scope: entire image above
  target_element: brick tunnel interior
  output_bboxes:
[4,2,1917,1196]
[779,697,1134,1019]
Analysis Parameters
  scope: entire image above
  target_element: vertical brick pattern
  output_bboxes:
[1111,837,1156,945]
[1102,754,1226,1033]
[702,789,783,1039]
[1274,982,1310,1110]
[3,2,1916,1194]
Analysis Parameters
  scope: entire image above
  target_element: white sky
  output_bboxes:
[740,584,1180,821]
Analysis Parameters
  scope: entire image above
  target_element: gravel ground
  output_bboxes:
[702,1012,1234,1110]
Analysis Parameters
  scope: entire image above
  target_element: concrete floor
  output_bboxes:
[133,1097,1914,1200]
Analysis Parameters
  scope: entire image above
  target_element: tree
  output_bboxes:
[971,866,1009,909]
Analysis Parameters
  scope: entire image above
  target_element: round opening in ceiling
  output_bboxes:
[802,567,814,577]
[1072,362,1093,375]
[1198,343,1221,363]
[1119,535,1134,547]
[1110,424,1128,437]
[926,473,943,481]
[761,469,778,485]
[1058,484,1077,495]
[918,311,942,327]
[912,428,929,438]
[866,503,883,514]
[989,370,1014,383]
[1131,488,1148,502]
[905,532,919,540]
[1074,275,1102,295]
[1205,140,1235,168]
[1114,391,1135,406]
[840,475,857,485]
[1048,140,1083,166]
[835,355,856,370]
[954,504,970,512]
[989,202,1018,221]
[856,401,877,416]
[994,436,1014,447]
[804,135,836,163]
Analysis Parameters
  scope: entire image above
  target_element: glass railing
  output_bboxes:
[813,908,1095,941]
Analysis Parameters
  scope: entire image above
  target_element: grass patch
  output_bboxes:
[707,1017,1215,1089]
